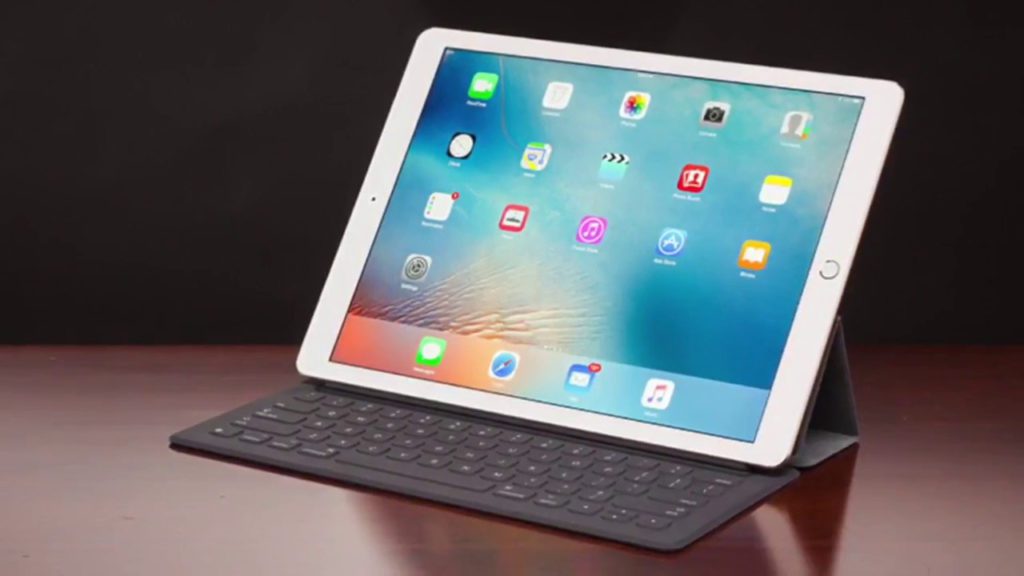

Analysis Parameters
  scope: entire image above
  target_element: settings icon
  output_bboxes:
[402,254,432,282]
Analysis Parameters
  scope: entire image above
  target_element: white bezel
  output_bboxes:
[296,28,903,468]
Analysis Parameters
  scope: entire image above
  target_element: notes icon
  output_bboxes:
[641,379,675,410]
[575,215,608,245]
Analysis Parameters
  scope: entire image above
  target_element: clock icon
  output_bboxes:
[447,132,475,160]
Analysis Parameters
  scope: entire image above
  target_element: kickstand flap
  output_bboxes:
[789,317,860,469]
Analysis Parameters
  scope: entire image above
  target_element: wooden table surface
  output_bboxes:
[1,345,1022,576]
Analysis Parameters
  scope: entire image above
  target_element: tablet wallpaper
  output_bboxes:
[332,49,862,441]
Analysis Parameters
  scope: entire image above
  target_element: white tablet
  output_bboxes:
[297,29,903,468]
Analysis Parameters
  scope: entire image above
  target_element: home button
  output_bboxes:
[819,260,841,280]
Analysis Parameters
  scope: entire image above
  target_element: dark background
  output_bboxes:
[2,2,1021,345]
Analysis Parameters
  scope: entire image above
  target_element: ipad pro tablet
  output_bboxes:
[297,29,903,468]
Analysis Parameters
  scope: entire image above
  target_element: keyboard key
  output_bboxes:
[210,426,241,438]
[381,408,411,420]
[345,414,377,426]
[511,475,546,489]
[567,501,603,516]
[493,484,534,500]
[365,431,394,443]
[469,425,501,438]
[315,409,346,420]
[527,451,561,464]
[393,437,424,449]
[334,450,493,492]
[563,457,592,470]
[694,470,745,487]
[439,419,471,432]
[501,432,533,444]
[563,444,595,457]
[465,438,497,450]
[611,495,689,518]
[335,425,364,437]
[409,413,441,425]
[517,463,549,476]
[253,409,306,425]
[356,443,389,456]
[451,462,484,475]
[594,450,627,464]
[297,431,330,443]
[304,419,335,431]
[692,483,728,497]
[657,475,691,490]
[623,470,659,484]
[531,438,563,451]
[233,417,299,437]
[294,391,325,403]
[298,446,338,458]
[418,456,450,469]
[636,515,673,530]
[486,455,518,469]
[549,468,582,482]
[649,489,707,507]
[239,432,271,444]
[495,444,529,457]
[593,464,626,477]
[534,494,569,508]
[600,508,636,523]
[327,437,359,449]
[406,426,435,438]
[579,488,614,502]
[375,420,406,432]
[351,401,382,414]
[323,397,353,409]
[582,475,616,488]
[481,469,515,482]
[454,449,486,462]
[545,482,578,495]
[435,432,466,444]
[268,439,301,451]
[659,463,693,476]
[626,456,661,470]
[387,449,419,462]
[273,400,319,414]
[613,482,649,496]
[424,443,454,455]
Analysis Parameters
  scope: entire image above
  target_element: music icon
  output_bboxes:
[575,215,608,245]
[641,378,675,410]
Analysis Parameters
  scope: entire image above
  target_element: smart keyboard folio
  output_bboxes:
[171,29,901,550]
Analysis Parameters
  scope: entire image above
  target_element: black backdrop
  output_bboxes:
[3,2,1021,345]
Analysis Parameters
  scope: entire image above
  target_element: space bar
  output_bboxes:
[334,451,495,492]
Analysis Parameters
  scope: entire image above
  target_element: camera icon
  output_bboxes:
[701,101,731,128]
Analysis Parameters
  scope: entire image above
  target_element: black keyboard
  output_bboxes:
[171,384,796,550]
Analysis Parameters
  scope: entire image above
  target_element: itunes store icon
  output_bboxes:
[576,215,608,245]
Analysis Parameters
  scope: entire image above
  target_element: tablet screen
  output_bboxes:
[331,48,863,442]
